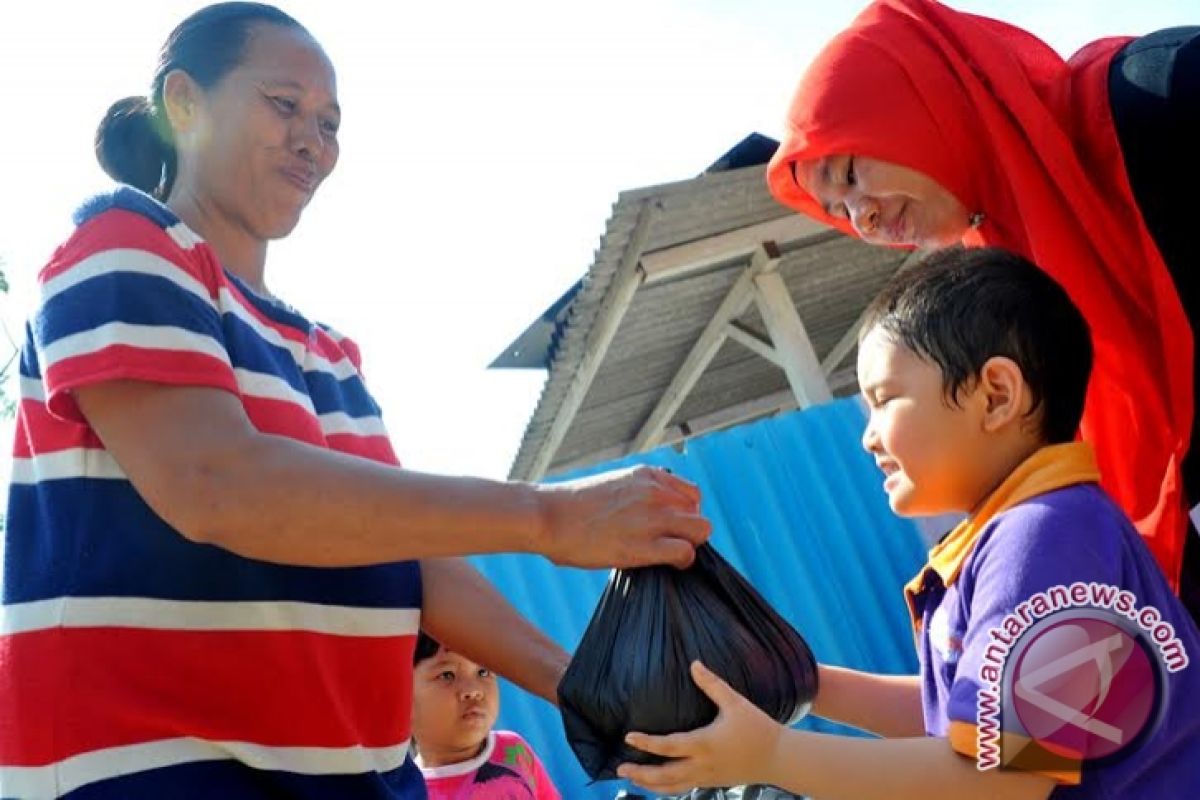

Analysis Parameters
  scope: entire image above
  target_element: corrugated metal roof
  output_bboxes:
[501,158,907,480]
[468,398,927,799]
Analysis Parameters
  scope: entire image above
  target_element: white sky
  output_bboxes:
[0,0,1195,485]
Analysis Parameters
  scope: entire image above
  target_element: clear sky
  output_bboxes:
[0,0,1195,485]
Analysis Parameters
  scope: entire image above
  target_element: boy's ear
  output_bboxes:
[978,356,1029,433]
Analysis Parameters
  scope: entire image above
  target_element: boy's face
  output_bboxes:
[856,326,990,516]
[412,648,499,760]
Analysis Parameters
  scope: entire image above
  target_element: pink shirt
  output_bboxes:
[419,731,560,800]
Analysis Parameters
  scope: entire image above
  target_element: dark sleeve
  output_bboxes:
[1108,26,1200,295]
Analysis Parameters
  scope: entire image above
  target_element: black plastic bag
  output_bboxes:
[559,543,819,781]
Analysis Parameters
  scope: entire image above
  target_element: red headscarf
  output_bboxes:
[768,0,1192,589]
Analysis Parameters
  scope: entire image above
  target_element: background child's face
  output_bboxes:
[412,648,500,760]
[857,326,991,516]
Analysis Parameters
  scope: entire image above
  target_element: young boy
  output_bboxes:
[616,248,1200,799]
[411,632,561,799]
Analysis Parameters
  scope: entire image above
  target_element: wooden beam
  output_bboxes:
[897,248,932,274]
[820,250,930,376]
[752,270,832,408]
[659,388,796,443]
[629,244,782,453]
[550,364,863,478]
[639,215,830,286]
[553,389,799,476]
[828,363,859,393]
[524,201,658,480]
[725,320,782,367]
[821,305,869,377]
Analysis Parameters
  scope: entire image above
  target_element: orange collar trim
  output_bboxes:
[903,442,1100,626]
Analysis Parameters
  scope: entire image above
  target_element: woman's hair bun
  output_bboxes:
[95,95,169,195]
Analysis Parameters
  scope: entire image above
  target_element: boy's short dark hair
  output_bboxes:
[413,631,442,665]
[860,247,1092,443]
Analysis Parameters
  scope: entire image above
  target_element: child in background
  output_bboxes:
[616,247,1200,799]
[412,632,561,800]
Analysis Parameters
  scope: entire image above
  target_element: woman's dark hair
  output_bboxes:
[860,246,1093,444]
[413,631,443,665]
[94,2,305,200]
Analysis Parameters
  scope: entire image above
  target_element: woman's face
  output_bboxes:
[170,24,341,241]
[797,155,970,249]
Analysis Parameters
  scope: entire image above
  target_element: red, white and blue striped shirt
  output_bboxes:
[0,187,426,799]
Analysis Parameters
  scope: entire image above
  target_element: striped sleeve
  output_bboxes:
[33,207,239,423]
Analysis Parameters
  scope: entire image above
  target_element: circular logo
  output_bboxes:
[1009,613,1161,762]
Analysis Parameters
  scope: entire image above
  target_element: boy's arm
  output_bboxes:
[765,730,1053,800]
[419,557,569,706]
[812,665,924,738]
[619,661,1054,800]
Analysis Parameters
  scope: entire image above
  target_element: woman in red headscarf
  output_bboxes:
[767,0,1200,619]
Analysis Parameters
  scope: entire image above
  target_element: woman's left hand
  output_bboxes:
[617,660,784,796]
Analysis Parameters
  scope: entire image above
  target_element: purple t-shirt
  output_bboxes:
[912,483,1200,798]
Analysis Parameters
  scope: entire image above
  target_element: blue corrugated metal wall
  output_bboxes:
[468,398,928,798]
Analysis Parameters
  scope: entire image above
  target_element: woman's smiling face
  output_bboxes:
[167,23,341,241]
[796,154,971,249]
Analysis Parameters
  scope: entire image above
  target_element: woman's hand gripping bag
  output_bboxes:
[558,543,819,781]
